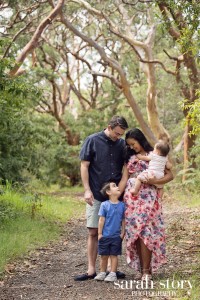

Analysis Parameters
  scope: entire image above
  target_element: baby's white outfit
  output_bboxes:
[138,152,167,188]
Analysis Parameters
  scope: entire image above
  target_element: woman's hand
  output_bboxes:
[145,176,157,185]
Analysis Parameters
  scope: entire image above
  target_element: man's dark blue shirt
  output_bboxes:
[80,130,125,202]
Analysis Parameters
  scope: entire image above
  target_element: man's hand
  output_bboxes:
[84,189,94,206]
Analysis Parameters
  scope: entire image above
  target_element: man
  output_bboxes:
[74,116,128,281]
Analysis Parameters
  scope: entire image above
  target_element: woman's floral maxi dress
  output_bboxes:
[123,154,167,272]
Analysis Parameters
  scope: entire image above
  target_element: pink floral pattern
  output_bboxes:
[124,154,166,271]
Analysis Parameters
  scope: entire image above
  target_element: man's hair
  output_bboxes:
[155,141,170,156]
[100,182,111,198]
[108,115,128,130]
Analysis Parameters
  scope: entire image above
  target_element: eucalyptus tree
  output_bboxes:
[60,0,160,145]
[1,0,199,172]
[59,0,199,168]
[155,0,200,173]
[1,0,122,144]
[32,24,123,144]
[1,0,174,145]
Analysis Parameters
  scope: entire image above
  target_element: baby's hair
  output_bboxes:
[155,141,170,156]
[100,182,111,198]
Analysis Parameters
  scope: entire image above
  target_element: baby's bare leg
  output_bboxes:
[130,178,142,195]
[158,188,164,199]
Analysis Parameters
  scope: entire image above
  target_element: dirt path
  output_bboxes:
[0,197,199,300]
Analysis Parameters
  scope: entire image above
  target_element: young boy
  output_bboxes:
[130,141,172,198]
[94,182,125,282]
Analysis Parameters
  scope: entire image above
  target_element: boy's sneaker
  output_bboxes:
[104,272,117,282]
[94,272,107,281]
[106,271,126,279]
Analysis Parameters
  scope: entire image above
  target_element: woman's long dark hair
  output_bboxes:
[125,128,153,162]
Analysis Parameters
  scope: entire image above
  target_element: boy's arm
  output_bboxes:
[98,216,105,240]
[120,219,125,240]
[136,153,151,161]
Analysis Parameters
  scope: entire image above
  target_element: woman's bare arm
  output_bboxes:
[118,165,129,194]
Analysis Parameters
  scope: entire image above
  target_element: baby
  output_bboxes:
[130,141,172,198]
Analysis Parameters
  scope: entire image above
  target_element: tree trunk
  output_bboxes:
[158,1,200,173]
[60,14,158,146]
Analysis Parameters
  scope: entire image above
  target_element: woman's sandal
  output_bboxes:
[141,268,152,281]
[141,273,152,281]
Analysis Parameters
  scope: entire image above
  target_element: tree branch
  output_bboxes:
[90,71,122,89]
[9,0,64,76]
[60,13,157,145]
[3,21,32,58]
[157,3,180,40]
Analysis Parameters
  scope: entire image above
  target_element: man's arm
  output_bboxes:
[98,216,105,240]
[80,160,94,206]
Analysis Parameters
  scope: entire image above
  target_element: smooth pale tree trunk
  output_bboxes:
[74,0,171,142]
[60,14,157,146]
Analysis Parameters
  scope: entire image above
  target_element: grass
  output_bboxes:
[0,217,59,273]
[0,185,85,275]
[153,258,200,300]
[173,191,200,208]
[189,271,200,300]
[163,271,200,300]
[38,194,84,222]
[156,184,200,300]
[166,181,200,208]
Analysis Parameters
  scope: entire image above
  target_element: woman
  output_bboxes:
[119,128,173,280]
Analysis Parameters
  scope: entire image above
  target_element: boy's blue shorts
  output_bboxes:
[98,236,122,256]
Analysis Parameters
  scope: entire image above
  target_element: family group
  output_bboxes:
[74,116,173,282]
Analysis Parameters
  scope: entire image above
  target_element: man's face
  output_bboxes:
[107,125,125,141]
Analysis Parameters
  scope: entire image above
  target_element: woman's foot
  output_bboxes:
[141,273,152,281]
[141,268,152,281]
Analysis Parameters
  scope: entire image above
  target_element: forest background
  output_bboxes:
[0,0,199,292]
